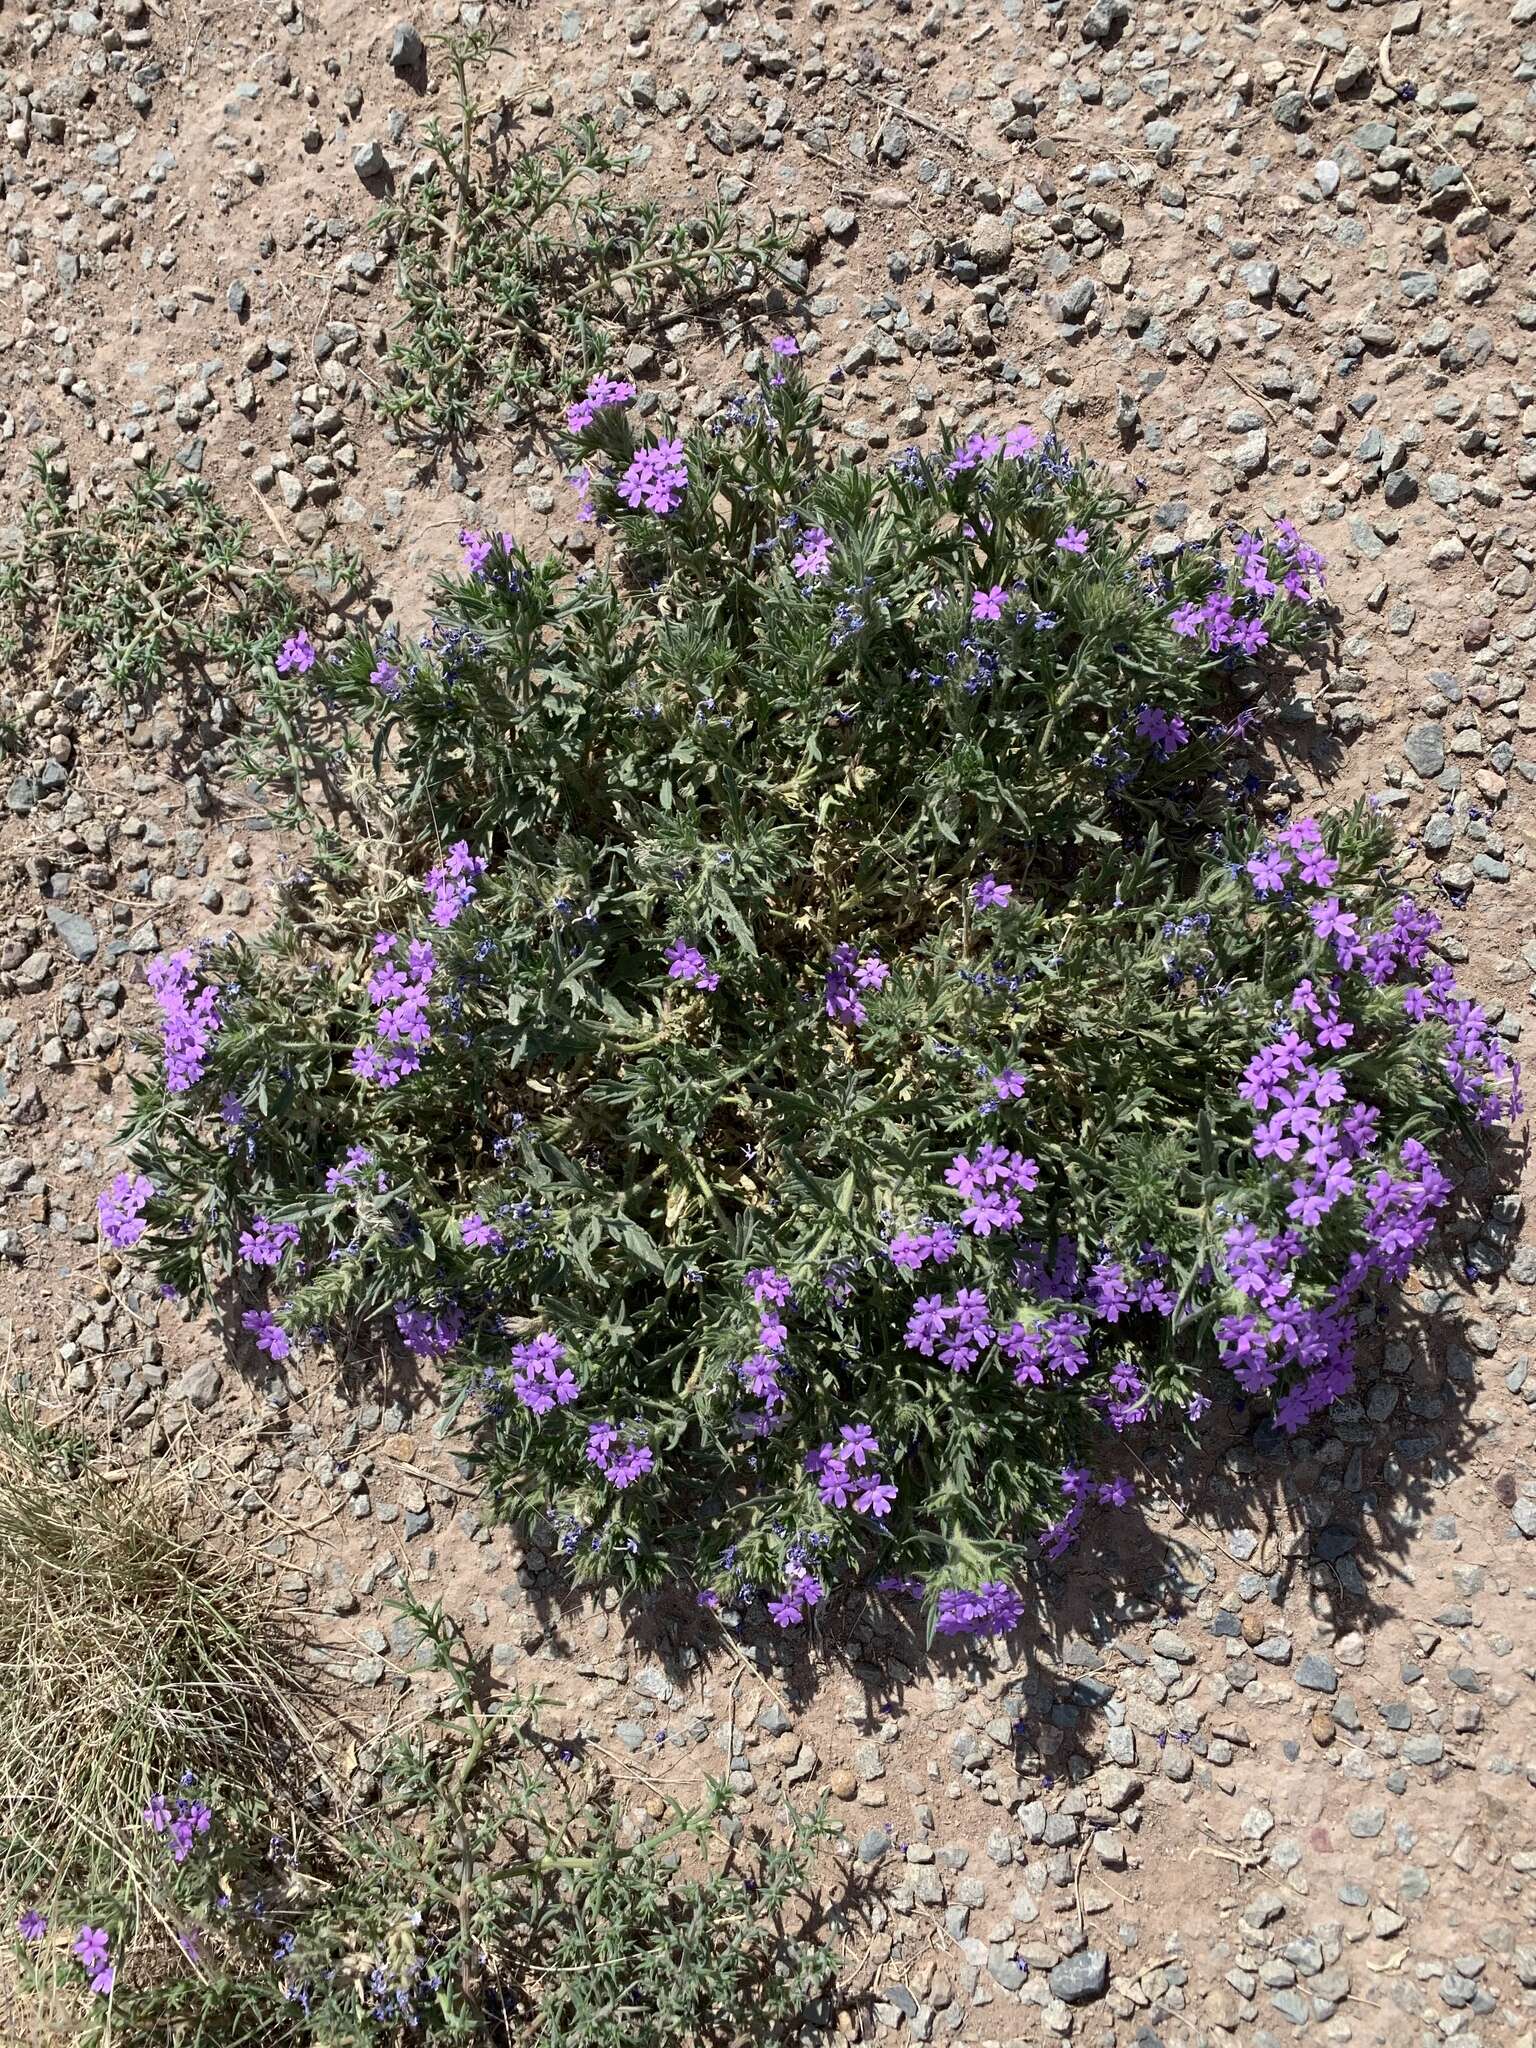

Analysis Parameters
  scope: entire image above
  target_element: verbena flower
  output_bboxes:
[275,629,316,675]
[98,1170,153,1249]
[618,436,688,516]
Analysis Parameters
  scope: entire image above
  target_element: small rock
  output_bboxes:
[352,139,388,180]
[169,1361,222,1411]
[1297,1653,1338,1694]
[389,21,424,71]
[1048,1950,1109,2004]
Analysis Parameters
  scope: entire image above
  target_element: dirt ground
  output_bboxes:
[2,0,1536,2040]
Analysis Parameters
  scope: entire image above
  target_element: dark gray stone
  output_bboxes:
[1049,1949,1108,2004]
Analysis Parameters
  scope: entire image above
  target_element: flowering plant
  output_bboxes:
[21,1602,833,2045]
[110,351,1515,1635]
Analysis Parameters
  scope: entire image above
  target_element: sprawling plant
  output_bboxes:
[14,1592,834,2045]
[106,348,1517,1636]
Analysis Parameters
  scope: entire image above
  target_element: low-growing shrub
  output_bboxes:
[13,1594,835,2046]
[107,349,1517,1636]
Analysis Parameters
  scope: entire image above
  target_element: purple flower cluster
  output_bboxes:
[395,1301,464,1358]
[665,937,720,991]
[459,528,513,577]
[1039,1466,1136,1563]
[904,1285,997,1374]
[618,436,688,516]
[239,1214,300,1267]
[325,1144,377,1196]
[565,371,635,434]
[767,1569,823,1627]
[735,1267,794,1413]
[1220,969,1466,1430]
[144,1787,212,1864]
[806,1425,896,1518]
[242,1308,291,1360]
[98,1170,153,1250]
[791,526,832,581]
[945,1144,1040,1237]
[1134,705,1189,757]
[509,1330,579,1414]
[352,934,436,1087]
[1245,814,1340,895]
[824,943,888,1028]
[585,1421,654,1488]
[147,949,221,1093]
[1406,964,1522,1127]
[275,629,316,676]
[887,1221,960,1272]
[424,841,487,928]
[1171,524,1325,656]
[71,1924,114,1997]
[944,423,1046,476]
[933,1580,1025,1637]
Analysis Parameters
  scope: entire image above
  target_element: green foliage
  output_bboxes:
[108,359,1509,1637]
[372,33,788,445]
[0,454,359,712]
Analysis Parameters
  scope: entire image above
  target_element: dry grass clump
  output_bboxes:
[0,1400,303,1935]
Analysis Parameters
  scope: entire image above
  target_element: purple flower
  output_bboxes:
[395,1302,464,1358]
[509,1331,579,1414]
[970,584,1008,622]
[1134,705,1189,757]
[934,1581,1024,1637]
[147,950,222,1093]
[461,1212,504,1251]
[1246,846,1292,894]
[1055,526,1089,555]
[769,335,800,357]
[98,1171,153,1250]
[855,1474,897,1518]
[242,1310,291,1361]
[824,944,885,1029]
[370,655,402,698]
[747,1266,793,1308]
[665,938,720,991]
[565,372,636,434]
[238,1215,300,1268]
[1003,423,1039,459]
[275,629,316,675]
[585,1423,654,1488]
[18,1910,46,1942]
[945,431,1002,477]
[89,1964,116,1997]
[72,1927,110,1973]
[424,841,487,928]
[791,526,832,581]
[972,874,1012,910]
[618,436,688,516]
